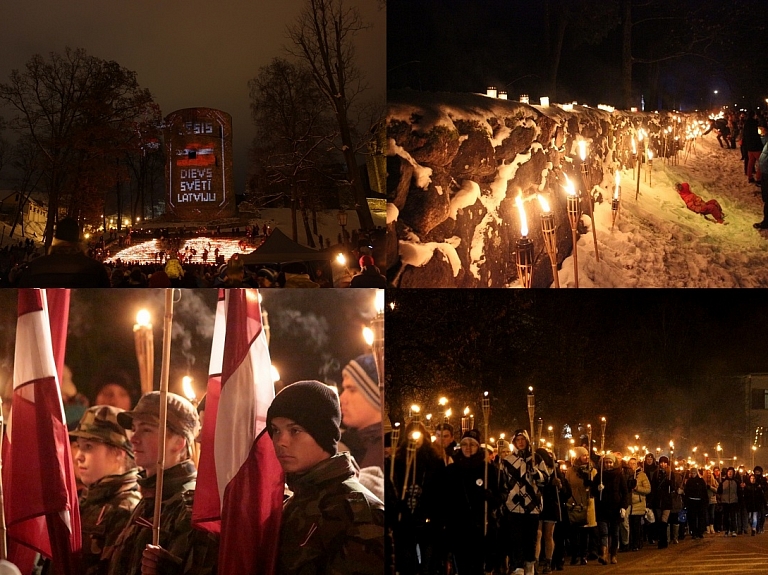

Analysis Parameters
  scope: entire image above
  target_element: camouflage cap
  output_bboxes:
[69,405,134,458]
[117,391,200,446]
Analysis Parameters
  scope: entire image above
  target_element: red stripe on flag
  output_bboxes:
[192,289,283,575]
[4,289,81,574]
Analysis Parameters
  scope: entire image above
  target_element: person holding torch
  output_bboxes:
[107,392,218,575]
[501,429,551,575]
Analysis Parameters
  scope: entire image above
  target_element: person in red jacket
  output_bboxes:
[675,182,725,224]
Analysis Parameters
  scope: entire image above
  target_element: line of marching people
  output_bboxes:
[386,421,768,575]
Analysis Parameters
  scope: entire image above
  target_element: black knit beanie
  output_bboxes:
[266,380,341,455]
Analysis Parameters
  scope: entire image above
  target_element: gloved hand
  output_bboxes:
[627,478,637,490]
[597,483,604,492]
[620,508,627,519]
[552,478,562,489]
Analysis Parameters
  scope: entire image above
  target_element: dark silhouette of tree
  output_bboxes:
[286,0,377,231]
[248,58,334,245]
[0,47,157,248]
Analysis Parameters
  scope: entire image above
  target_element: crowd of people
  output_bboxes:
[2,354,385,575]
[0,217,386,288]
[710,108,768,230]
[386,422,768,575]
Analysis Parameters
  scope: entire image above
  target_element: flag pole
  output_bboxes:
[153,289,175,546]
[0,396,6,561]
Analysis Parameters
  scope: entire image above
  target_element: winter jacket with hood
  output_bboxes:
[502,431,549,514]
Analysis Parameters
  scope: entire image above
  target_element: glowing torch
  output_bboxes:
[527,386,535,446]
[134,309,154,395]
[538,194,559,288]
[514,194,534,288]
[578,140,599,262]
[371,289,385,394]
[646,149,654,188]
[563,174,580,288]
[482,391,490,535]
[612,171,621,231]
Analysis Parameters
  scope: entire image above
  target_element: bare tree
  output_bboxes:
[249,58,334,245]
[0,47,156,249]
[286,0,376,231]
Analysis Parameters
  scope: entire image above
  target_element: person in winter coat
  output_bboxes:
[675,182,725,223]
[593,453,629,565]
[742,473,765,536]
[70,406,141,575]
[743,111,764,182]
[501,430,550,575]
[704,467,720,534]
[564,447,596,566]
[653,456,683,549]
[441,429,507,575]
[717,467,742,536]
[534,448,562,574]
[266,381,384,575]
[752,466,768,533]
[338,355,382,471]
[391,420,445,575]
[755,131,768,230]
[627,457,651,551]
[684,467,709,538]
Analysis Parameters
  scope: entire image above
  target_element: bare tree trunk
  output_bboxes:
[290,180,299,242]
[621,0,634,110]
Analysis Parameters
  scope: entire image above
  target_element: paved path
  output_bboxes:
[573,532,768,574]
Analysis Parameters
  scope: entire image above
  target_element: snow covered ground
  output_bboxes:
[551,132,768,287]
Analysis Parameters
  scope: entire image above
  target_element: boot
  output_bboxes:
[671,524,679,544]
[541,558,552,574]
[524,561,535,575]
[597,546,608,565]
[658,522,669,549]
[609,545,618,564]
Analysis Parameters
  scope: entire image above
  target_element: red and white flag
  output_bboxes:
[193,289,284,575]
[3,289,81,574]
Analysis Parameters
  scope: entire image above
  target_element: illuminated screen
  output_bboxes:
[164,108,235,220]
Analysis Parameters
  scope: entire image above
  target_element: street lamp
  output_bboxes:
[337,209,348,246]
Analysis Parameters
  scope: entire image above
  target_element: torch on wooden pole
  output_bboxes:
[389,423,400,484]
[514,194,534,288]
[538,195,560,288]
[527,387,535,446]
[153,289,175,546]
[599,417,607,500]
[563,175,580,288]
[0,397,6,561]
[611,171,621,231]
[579,163,600,262]
[482,392,490,536]
[134,309,154,395]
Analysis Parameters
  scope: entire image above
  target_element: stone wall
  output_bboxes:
[386,90,690,287]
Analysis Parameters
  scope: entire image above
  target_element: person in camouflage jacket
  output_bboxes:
[267,380,385,575]
[70,405,142,575]
[108,392,218,575]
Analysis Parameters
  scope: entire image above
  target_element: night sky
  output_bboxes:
[0,289,379,411]
[387,0,768,111]
[0,0,385,192]
[386,290,768,462]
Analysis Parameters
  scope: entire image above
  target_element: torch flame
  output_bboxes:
[362,326,374,346]
[411,404,421,414]
[136,309,151,328]
[439,397,448,406]
[411,431,421,441]
[647,149,654,160]
[578,140,587,162]
[562,175,576,196]
[537,194,551,213]
[515,194,529,237]
[270,364,280,383]
[632,137,637,155]
[336,253,346,266]
[375,289,385,315]
[181,376,195,401]
[463,406,470,416]
[446,408,452,417]
[528,386,534,393]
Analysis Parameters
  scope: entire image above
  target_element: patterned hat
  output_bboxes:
[342,354,379,411]
[461,429,482,446]
[117,391,200,447]
[70,405,134,458]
